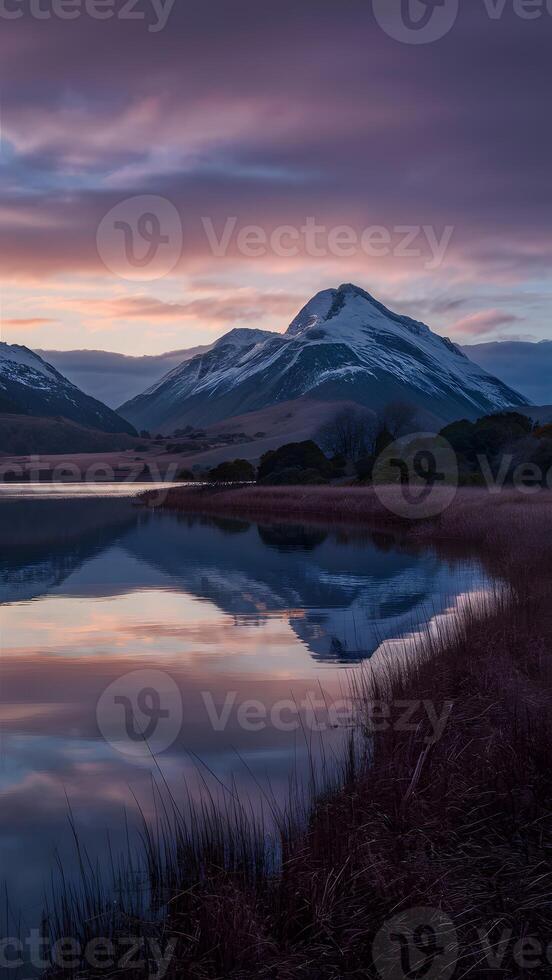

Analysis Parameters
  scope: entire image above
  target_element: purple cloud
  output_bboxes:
[1,1,551,351]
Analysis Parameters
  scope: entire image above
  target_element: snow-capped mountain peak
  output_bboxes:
[286,287,338,337]
[288,283,450,351]
[0,342,60,386]
[0,342,136,434]
[119,284,529,432]
[214,328,277,349]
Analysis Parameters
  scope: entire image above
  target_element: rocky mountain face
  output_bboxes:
[119,284,528,432]
[0,343,136,435]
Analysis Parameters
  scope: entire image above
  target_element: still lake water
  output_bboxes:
[0,486,489,927]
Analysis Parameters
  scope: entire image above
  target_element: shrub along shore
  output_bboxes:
[46,487,552,979]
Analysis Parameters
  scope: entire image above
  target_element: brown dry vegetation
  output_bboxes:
[143,483,438,526]
[47,487,552,978]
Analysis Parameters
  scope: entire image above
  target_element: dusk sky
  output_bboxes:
[1,0,551,355]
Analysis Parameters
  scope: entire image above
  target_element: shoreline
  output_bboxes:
[142,482,418,528]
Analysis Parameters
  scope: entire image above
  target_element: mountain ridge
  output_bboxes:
[464,340,552,406]
[35,338,552,411]
[0,342,136,435]
[118,284,528,432]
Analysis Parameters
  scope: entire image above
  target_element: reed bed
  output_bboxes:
[143,483,414,528]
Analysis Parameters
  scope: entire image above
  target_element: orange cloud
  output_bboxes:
[2,317,57,328]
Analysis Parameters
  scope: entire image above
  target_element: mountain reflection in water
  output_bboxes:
[0,493,490,925]
[0,497,486,663]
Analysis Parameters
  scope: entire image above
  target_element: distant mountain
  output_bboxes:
[462,341,552,406]
[119,284,528,432]
[0,343,136,435]
[38,346,213,408]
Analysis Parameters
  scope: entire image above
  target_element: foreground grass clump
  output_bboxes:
[45,489,552,978]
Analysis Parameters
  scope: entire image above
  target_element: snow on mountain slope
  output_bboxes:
[0,342,136,435]
[119,284,529,432]
[120,514,490,664]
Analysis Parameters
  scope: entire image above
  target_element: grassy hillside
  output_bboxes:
[0,414,139,456]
